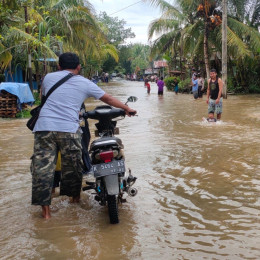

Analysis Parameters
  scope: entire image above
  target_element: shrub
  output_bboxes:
[33,92,41,105]
[249,84,260,93]
[16,109,31,118]
[164,76,180,91]
[178,78,192,93]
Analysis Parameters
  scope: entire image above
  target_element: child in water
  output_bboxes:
[145,79,151,94]
[207,117,217,122]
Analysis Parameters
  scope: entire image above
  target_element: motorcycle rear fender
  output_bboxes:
[104,174,119,195]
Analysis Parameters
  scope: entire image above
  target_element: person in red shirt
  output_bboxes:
[145,79,151,94]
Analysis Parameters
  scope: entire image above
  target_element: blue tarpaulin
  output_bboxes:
[0,82,35,108]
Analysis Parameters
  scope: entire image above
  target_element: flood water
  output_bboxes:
[0,79,260,259]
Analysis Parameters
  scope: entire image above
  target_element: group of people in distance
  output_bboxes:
[191,69,205,100]
[144,68,223,122]
[144,76,166,96]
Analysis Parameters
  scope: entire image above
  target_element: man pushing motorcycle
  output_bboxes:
[31,52,136,219]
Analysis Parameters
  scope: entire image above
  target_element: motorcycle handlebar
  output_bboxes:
[83,107,126,120]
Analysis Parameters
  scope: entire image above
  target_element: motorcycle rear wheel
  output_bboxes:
[107,195,119,224]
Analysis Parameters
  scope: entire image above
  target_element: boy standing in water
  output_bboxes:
[206,69,223,120]
[157,77,164,95]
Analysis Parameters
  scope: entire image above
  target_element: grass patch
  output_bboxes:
[16,108,31,118]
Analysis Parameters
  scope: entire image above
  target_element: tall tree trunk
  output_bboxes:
[204,20,210,80]
[24,5,33,93]
[222,0,227,98]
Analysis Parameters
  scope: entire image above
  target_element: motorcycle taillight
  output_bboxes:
[99,151,113,163]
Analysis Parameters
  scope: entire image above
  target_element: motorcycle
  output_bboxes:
[82,96,138,224]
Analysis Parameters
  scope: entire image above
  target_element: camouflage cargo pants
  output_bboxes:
[31,131,83,205]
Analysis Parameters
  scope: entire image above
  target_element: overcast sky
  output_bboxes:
[90,0,162,44]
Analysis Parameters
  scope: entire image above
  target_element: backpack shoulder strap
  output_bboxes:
[41,73,74,106]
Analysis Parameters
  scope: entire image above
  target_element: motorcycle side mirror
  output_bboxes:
[125,96,138,104]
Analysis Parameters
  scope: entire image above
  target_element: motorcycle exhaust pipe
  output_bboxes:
[128,187,138,197]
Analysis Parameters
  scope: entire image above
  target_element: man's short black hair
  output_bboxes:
[160,77,163,80]
[59,52,80,70]
[210,69,217,73]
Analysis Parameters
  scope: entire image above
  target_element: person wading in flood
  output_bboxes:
[31,52,136,219]
[157,77,164,95]
[206,69,223,121]
[192,74,199,100]
[144,78,151,94]
[197,73,204,98]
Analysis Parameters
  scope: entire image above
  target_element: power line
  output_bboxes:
[109,0,143,16]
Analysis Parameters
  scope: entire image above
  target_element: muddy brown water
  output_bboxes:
[0,79,259,259]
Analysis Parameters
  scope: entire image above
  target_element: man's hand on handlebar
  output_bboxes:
[100,93,137,117]
[125,107,137,117]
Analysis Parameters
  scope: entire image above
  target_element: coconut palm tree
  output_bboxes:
[146,0,260,80]
[0,0,118,81]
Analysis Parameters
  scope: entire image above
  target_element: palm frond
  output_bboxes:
[227,26,251,57]
[250,1,260,28]
[192,33,204,57]
[8,27,58,58]
[144,0,186,21]
[148,18,179,39]
[100,44,119,62]
[0,42,12,69]
[149,30,177,58]
[228,17,260,52]
[181,21,203,55]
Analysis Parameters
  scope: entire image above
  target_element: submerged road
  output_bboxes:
[0,79,259,259]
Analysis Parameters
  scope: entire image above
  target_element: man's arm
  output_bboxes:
[100,93,137,116]
[215,78,223,104]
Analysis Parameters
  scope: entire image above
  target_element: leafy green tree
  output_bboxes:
[102,43,150,75]
[98,11,135,47]
[130,44,150,73]
[97,12,136,73]
[118,45,132,74]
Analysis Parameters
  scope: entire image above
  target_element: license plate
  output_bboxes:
[93,159,125,177]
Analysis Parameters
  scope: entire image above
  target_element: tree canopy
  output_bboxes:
[97,11,136,47]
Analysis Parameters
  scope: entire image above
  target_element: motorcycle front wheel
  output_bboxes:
[107,195,119,224]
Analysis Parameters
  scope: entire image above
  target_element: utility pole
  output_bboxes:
[222,0,227,98]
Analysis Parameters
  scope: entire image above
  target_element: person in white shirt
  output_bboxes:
[197,73,205,98]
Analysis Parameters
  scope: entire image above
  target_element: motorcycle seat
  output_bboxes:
[90,137,124,151]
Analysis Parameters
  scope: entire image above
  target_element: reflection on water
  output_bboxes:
[0,80,259,259]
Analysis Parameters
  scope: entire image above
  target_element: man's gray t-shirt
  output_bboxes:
[33,70,105,133]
